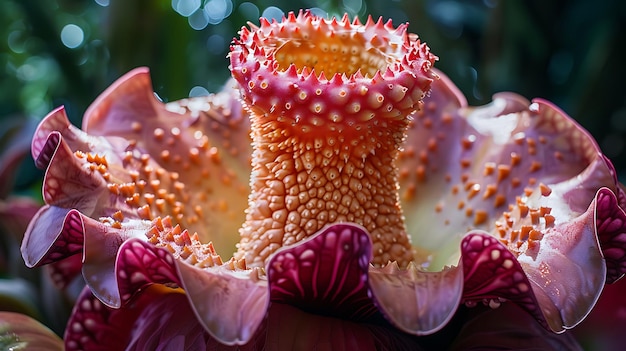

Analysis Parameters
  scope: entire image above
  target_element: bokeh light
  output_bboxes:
[60,24,84,49]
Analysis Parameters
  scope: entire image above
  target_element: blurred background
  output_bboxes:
[2,0,626,184]
[0,0,625,348]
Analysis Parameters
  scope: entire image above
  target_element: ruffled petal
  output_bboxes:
[267,223,377,321]
[398,69,625,332]
[368,261,463,335]
[81,67,251,253]
[22,67,253,304]
[460,232,545,326]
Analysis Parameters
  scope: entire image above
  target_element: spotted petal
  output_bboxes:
[394,69,626,333]
[22,68,251,303]
[267,223,377,321]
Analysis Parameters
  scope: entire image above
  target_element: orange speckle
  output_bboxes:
[510,152,521,166]
[427,137,437,151]
[529,229,543,241]
[451,185,459,195]
[483,162,496,176]
[539,183,552,196]
[416,165,426,182]
[511,177,521,188]
[524,187,534,196]
[494,194,506,208]
[529,161,542,172]
[419,150,429,164]
[539,206,552,216]
[435,202,443,213]
[474,210,488,225]
[112,211,124,222]
[132,122,142,133]
[554,151,563,161]
[530,209,540,225]
[460,159,471,168]
[482,184,497,199]
[498,165,511,182]
[138,205,152,220]
[465,208,474,217]
[518,203,529,218]
[457,200,465,209]
[520,225,532,241]
[461,137,474,150]
[467,183,480,199]
[544,214,555,227]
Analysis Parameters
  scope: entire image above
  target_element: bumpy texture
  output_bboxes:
[230,11,437,268]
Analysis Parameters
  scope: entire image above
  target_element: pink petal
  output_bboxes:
[114,235,268,345]
[22,207,86,268]
[0,312,63,351]
[80,67,251,253]
[267,223,377,321]
[399,69,625,332]
[368,261,463,335]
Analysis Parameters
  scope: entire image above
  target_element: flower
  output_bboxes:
[20,10,626,349]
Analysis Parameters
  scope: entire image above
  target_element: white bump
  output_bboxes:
[490,249,501,261]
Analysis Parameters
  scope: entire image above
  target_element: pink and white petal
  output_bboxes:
[267,224,377,321]
[513,196,606,332]
[37,131,106,210]
[400,70,619,272]
[22,207,86,268]
[0,312,63,351]
[82,218,153,308]
[32,107,127,173]
[595,187,626,283]
[176,260,269,346]
[368,261,463,335]
[79,67,250,254]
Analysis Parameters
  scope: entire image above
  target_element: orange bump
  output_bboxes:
[474,210,488,226]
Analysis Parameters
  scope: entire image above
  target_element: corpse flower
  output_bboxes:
[20,11,626,349]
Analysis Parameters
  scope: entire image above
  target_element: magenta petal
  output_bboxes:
[267,223,377,321]
[47,255,83,289]
[115,239,181,304]
[460,232,546,327]
[595,187,626,283]
[449,304,583,351]
[65,287,134,351]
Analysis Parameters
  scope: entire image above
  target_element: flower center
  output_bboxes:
[272,29,388,77]
[230,11,437,268]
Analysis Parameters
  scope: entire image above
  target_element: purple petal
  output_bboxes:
[267,223,377,321]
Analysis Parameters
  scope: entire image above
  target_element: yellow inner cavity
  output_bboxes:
[273,33,390,78]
